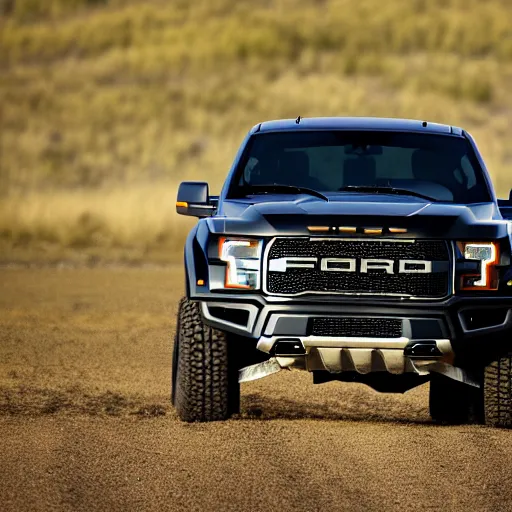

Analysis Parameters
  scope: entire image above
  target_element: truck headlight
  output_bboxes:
[219,238,263,289]
[459,242,499,290]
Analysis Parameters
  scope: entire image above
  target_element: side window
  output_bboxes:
[241,157,259,185]
[459,156,476,189]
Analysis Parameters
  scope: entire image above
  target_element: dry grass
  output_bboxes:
[0,183,200,263]
[1,0,512,261]
[1,183,182,247]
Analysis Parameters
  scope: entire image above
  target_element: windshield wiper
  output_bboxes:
[245,184,329,202]
[339,185,435,202]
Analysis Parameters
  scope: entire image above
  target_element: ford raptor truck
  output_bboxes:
[171,117,512,427]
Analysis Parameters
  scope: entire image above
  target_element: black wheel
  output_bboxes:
[429,372,483,425]
[484,354,512,428]
[172,297,240,422]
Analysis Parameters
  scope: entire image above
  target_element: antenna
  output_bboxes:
[295,116,301,125]
[422,121,428,128]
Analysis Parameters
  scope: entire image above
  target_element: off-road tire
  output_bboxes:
[172,298,240,422]
[484,355,512,428]
[429,373,483,424]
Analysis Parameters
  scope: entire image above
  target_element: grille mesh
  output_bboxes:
[266,238,450,298]
[269,239,448,260]
[311,317,403,338]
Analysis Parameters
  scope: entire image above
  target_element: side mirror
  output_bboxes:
[176,181,216,217]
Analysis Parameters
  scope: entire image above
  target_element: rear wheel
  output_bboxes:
[484,354,512,428]
[430,356,512,428]
[172,298,240,422]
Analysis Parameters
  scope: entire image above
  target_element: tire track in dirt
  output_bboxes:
[2,412,512,512]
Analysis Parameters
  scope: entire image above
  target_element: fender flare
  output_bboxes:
[184,220,209,298]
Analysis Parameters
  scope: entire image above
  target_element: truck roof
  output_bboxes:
[255,117,462,135]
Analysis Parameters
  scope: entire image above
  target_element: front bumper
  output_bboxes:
[199,294,512,374]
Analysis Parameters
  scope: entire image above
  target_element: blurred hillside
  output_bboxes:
[1,0,512,262]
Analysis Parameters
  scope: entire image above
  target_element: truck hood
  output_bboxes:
[208,194,509,239]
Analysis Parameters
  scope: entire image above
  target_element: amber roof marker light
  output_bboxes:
[307,226,330,233]
[364,228,383,235]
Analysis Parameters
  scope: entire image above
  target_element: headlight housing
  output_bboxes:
[219,238,263,289]
[458,242,499,291]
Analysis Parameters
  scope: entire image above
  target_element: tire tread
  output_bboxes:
[173,298,239,422]
[484,355,512,428]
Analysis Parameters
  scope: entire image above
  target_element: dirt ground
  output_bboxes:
[1,267,511,512]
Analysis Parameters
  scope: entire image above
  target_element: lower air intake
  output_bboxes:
[311,317,403,338]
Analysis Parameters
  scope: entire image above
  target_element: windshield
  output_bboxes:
[229,130,491,203]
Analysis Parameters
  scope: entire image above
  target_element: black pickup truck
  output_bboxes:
[172,117,512,427]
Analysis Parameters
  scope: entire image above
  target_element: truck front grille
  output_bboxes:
[264,238,451,298]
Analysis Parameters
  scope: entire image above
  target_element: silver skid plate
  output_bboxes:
[238,358,282,383]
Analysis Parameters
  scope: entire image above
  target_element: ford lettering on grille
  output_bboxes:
[265,238,450,298]
[269,257,433,274]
